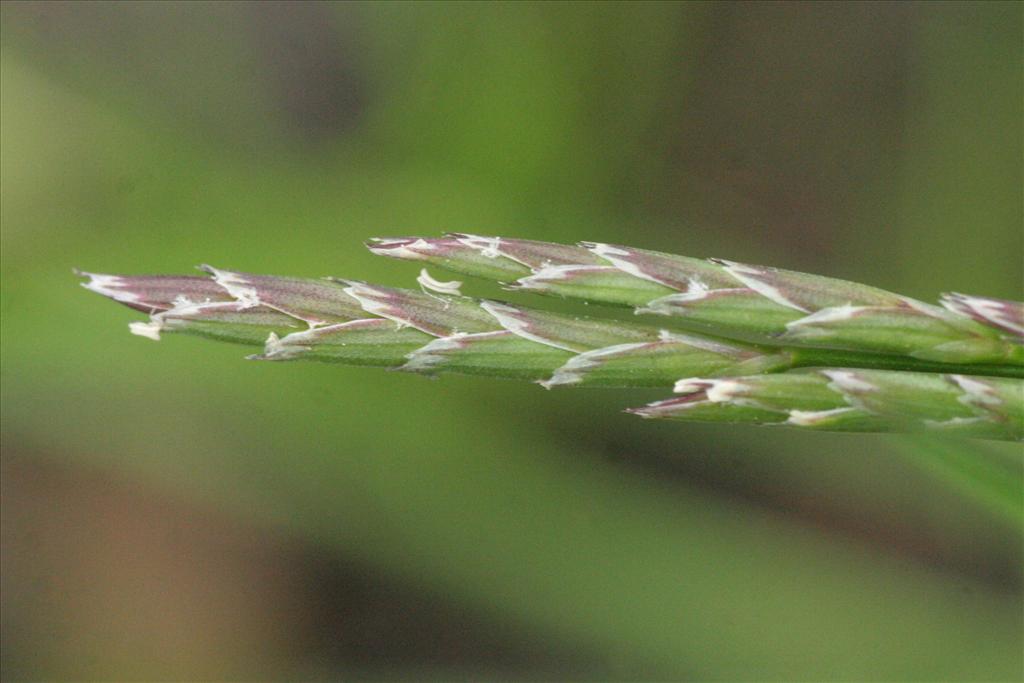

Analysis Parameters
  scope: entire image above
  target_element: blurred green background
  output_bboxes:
[2,1,1022,680]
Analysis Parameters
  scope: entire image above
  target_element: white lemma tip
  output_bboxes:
[659,329,741,355]
[129,320,162,340]
[199,263,233,282]
[516,264,583,287]
[481,300,582,353]
[79,272,139,303]
[787,407,855,426]
[480,300,520,318]
[822,370,876,393]
[673,377,710,394]
[708,380,745,402]
[260,330,308,360]
[638,286,712,316]
[455,234,502,259]
[898,296,953,321]
[583,242,629,258]
[718,260,809,313]
[673,378,745,403]
[584,242,676,288]
[681,279,710,302]
[787,304,864,329]
[941,292,1024,336]
[78,271,117,287]
[399,351,445,373]
[480,300,526,332]
[950,374,1001,407]
[342,281,385,308]
[367,238,435,260]
[202,264,261,307]
[538,348,615,389]
[634,301,670,316]
[537,375,573,390]
[417,268,462,296]
[536,358,600,389]
[626,398,691,419]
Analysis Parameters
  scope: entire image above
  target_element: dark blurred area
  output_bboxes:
[2,2,1021,680]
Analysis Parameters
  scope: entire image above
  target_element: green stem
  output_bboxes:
[787,348,1024,379]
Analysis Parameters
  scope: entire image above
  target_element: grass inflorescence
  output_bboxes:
[78,235,1024,441]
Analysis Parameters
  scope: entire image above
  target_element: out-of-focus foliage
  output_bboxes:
[2,2,1021,680]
